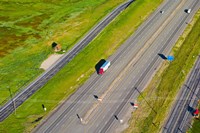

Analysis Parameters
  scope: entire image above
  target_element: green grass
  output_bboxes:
[124,10,200,133]
[0,0,126,105]
[190,119,200,133]
[0,0,163,132]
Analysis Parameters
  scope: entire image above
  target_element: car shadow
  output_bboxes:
[158,53,167,60]
[93,95,99,99]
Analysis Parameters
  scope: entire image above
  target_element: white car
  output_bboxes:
[186,9,191,14]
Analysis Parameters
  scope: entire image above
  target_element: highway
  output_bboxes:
[0,0,134,122]
[33,0,200,133]
[163,56,200,133]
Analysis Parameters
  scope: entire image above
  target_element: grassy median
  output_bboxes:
[0,0,163,132]
[124,10,200,133]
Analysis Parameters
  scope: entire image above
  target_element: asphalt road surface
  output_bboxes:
[33,0,200,133]
[163,56,200,133]
[0,0,134,122]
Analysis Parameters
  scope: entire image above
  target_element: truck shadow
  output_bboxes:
[52,42,57,48]
[95,59,106,74]
[187,105,195,116]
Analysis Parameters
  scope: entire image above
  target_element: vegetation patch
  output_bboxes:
[124,10,200,133]
[0,0,125,105]
[0,0,163,132]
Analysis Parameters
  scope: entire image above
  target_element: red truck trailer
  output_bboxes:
[99,60,110,75]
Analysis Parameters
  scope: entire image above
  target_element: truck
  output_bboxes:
[99,60,110,75]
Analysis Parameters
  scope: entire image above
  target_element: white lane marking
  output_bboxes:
[56,123,59,127]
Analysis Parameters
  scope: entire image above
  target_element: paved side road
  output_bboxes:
[163,56,200,133]
[0,0,134,122]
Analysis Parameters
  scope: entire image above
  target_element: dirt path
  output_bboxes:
[40,54,64,70]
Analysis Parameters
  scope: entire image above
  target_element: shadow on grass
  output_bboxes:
[52,42,57,48]
[32,116,43,123]
[95,59,106,74]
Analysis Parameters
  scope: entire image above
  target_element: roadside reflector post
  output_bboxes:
[94,95,102,102]
[98,98,102,102]
[131,100,138,109]
[42,104,47,111]
[80,118,87,124]
[77,114,86,124]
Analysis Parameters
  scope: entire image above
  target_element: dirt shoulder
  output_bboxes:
[40,54,64,70]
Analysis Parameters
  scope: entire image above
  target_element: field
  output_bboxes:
[0,0,126,105]
[124,10,200,133]
[0,0,163,132]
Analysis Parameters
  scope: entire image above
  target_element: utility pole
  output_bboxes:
[135,87,157,114]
